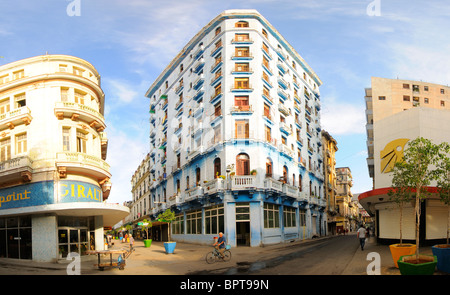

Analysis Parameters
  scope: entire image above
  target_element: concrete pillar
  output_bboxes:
[32,215,58,262]
[94,215,104,250]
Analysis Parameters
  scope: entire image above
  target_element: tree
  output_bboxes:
[157,209,176,242]
[141,219,153,240]
[434,142,450,245]
[388,184,413,245]
[389,137,445,261]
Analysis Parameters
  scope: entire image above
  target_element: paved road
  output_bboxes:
[189,234,359,275]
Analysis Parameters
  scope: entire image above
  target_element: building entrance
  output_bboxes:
[236,203,250,246]
[0,216,32,259]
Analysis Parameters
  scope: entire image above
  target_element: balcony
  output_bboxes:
[0,156,33,184]
[55,102,105,131]
[184,186,203,202]
[231,52,254,61]
[279,143,294,157]
[193,58,205,73]
[204,178,225,194]
[283,183,299,198]
[0,106,33,131]
[279,122,292,135]
[278,103,290,116]
[56,152,111,180]
[264,177,283,192]
[193,74,204,90]
[277,77,289,90]
[230,105,253,114]
[231,175,256,191]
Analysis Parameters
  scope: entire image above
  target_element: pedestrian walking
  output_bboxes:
[129,234,135,251]
[357,225,367,251]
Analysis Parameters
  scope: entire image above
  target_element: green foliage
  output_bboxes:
[140,219,152,240]
[389,137,447,258]
[157,209,176,242]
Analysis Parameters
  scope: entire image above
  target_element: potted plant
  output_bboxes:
[432,143,450,273]
[251,169,257,175]
[141,219,153,248]
[390,138,442,275]
[158,209,176,254]
[388,183,416,268]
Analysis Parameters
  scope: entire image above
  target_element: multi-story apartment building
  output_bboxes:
[335,167,355,233]
[321,130,338,235]
[130,153,150,221]
[360,77,450,244]
[143,9,325,247]
[0,55,129,261]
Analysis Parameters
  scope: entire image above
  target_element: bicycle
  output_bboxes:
[205,245,231,263]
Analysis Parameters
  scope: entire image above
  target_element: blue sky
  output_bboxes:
[1,0,449,204]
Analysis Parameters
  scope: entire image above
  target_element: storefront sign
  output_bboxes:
[59,180,103,203]
[0,181,54,210]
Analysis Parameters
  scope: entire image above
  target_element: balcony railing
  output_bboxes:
[0,106,33,130]
[231,175,256,190]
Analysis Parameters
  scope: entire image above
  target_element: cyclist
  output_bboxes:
[213,232,226,258]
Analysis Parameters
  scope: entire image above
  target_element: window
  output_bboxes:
[0,74,9,85]
[62,128,71,151]
[235,77,249,89]
[235,21,249,28]
[76,130,87,153]
[74,90,85,105]
[61,87,69,102]
[299,209,306,226]
[172,214,184,235]
[424,97,429,104]
[215,27,221,36]
[213,125,221,144]
[403,83,409,89]
[235,33,250,42]
[234,96,249,110]
[262,43,269,55]
[403,95,410,101]
[73,67,84,76]
[235,202,250,221]
[214,158,221,177]
[12,70,24,80]
[264,203,279,228]
[441,89,445,94]
[265,125,271,142]
[441,100,445,107]
[59,64,68,72]
[196,167,201,186]
[266,158,272,177]
[235,120,249,139]
[262,29,268,38]
[424,86,429,91]
[205,204,224,234]
[264,103,271,119]
[236,153,250,175]
[214,103,221,117]
[0,137,11,162]
[15,93,26,108]
[284,206,296,228]
[186,210,202,234]
[235,63,249,72]
[378,96,386,100]
[235,47,250,58]
[0,98,10,114]
[15,133,27,154]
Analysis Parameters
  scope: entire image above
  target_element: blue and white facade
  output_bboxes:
[144,10,326,247]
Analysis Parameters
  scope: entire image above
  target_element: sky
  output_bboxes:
[1,0,450,204]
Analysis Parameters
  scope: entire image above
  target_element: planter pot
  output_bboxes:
[144,239,152,248]
[164,242,176,254]
[389,243,416,268]
[398,254,437,275]
[432,244,450,273]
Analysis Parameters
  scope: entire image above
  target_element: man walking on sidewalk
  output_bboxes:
[357,225,367,251]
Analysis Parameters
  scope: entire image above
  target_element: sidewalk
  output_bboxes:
[0,234,446,275]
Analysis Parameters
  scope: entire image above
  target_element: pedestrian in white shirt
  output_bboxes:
[357,225,367,251]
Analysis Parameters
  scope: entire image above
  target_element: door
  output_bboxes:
[236,222,250,246]
[236,153,250,175]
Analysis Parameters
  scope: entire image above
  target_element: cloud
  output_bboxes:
[320,96,366,135]
[105,127,148,204]
[103,78,139,104]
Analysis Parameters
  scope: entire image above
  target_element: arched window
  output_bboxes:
[196,167,201,186]
[235,21,249,28]
[236,153,250,175]
[176,179,180,193]
[186,176,190,190]
[299,174,302,192]
[266,158,273,177]
[283,166,288,184]
[214,158,221,178]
